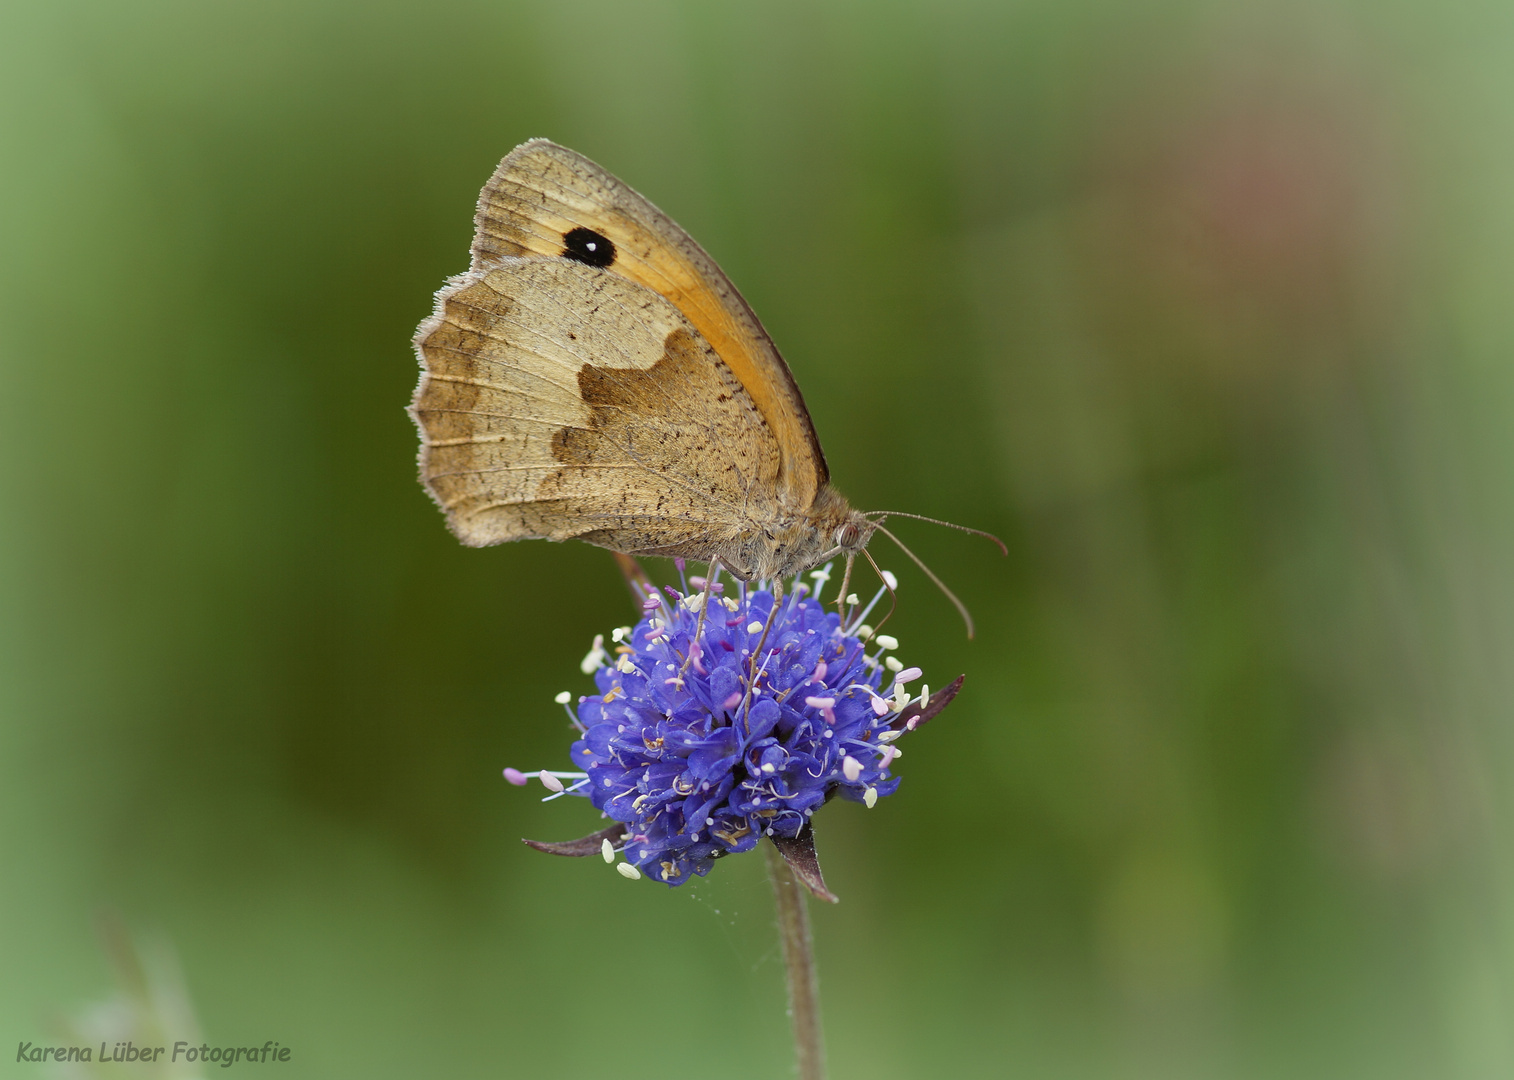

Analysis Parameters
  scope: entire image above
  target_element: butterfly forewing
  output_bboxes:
[466,140,829,506]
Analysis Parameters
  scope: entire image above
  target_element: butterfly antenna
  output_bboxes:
[859,546,898,639]
[866,512,1008,556]
[873,523,976,639]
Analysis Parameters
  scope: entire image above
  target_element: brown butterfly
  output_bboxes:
[409,140,992,626]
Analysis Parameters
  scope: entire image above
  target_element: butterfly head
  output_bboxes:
[832,513,876,557]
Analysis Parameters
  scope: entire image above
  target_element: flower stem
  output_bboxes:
[765,838,826,1080]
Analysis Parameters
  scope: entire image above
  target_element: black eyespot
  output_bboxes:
[562,227,616,268]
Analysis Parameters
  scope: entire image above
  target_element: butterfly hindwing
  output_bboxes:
[412,257,783,561]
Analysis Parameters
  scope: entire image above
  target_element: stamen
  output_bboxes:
[809,562,834,606]
[502,768,528,786]
[616,863,642,880]
[601,839,615,864]
[842,756,862,782]
[874,634,899,651]
[893,666,923,687]
[845,580,891,635]
[804,695,838,725]
[580,634,607,673]
[885,656,903,673]
[538,771,565,794]
[554,691,571,705]
[863,787,879,808]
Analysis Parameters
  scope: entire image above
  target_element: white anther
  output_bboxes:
[877,729,902,742]
[857,624,873,639]
[554,691,571,705]
[611,626,631,643]
[601,839,615,863]
[863,787,878,808]
[919,684,930,706]
[880,570,898,590]
[538,771,564,794]
[893,666,923,687]
[616,863,642,880]
[885,656,903,672]
[616,655,637,674]
[762,763,776,773]
[722,597,739,611]
[841,756,863,782]
[845,593,860,606]
[874,634,899,651]
[580,634,607,674]
[810,566,832,582]
[682,593,706,611]
[747,621,764,634]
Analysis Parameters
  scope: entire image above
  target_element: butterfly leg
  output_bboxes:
[833,553,858,625]
[679,560,722,677]
[740,578,784,730]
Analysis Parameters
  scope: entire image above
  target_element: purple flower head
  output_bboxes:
[510,565,960,891]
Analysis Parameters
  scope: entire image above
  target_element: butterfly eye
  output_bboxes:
[834,523,861,549]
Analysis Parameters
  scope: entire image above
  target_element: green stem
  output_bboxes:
[765,839,826,1080]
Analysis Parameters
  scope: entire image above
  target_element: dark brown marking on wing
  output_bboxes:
[532,325,778,538]
[546,327,709,469]
[413,292,515,437]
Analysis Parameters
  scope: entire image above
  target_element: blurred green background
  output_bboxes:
[2,0,1511,1077]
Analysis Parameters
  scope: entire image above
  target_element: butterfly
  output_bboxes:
[409,140,992,625]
